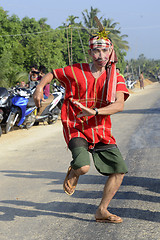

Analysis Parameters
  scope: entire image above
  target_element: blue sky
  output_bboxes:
[1,0,160,60]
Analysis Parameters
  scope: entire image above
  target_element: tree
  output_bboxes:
[0,5,131,87]
[81,8,129,72]
[66,15,79,25]
[0,8,25,86]
[102,18,129,72]
[82,6,101,30]
[61,15,89,64]
[126,54,160,81]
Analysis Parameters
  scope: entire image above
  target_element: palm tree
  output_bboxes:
[66,15,79,25]
[81,8,129,52]
[102,18,129,51]
[82,7,102,35]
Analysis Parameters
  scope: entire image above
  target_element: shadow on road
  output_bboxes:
[0,198,159,223]
[0,170,159,193]
[118,107,160,114]
[0,170,159,222]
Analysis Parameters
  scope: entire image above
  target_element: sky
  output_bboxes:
[1,0,160,60]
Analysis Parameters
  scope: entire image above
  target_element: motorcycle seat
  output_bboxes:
[27,97,36,107]
[37,95,54,116]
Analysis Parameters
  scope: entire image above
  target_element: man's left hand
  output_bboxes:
[73,101,96,118]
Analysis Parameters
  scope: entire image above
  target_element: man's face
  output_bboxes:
[89,47,112,67]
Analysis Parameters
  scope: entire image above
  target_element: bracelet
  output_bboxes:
[93,107,99,116]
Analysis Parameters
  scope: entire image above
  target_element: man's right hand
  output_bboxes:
[33,72,54,107]
[33,86,44,108]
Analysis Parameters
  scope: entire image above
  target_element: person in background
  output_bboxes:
[28,64,39,88]
[39,65,50,99]
[139,71,144,89]
[116,68,124,78]
[20,81,26,88]
[116,68,120,74]
[16,82,20,87]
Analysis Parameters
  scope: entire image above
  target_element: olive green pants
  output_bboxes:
[70,145,128,176]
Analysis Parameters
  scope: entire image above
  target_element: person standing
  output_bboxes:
[139,71,144,89]
[33,31,129,223]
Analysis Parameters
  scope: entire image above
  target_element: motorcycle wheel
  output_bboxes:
[34,122,39,126]
[0,125,2,137]
[47,106,60,125]
[25,111,36,129]
[5,112,17,134]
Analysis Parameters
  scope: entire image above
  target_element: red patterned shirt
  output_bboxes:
[53,63,129,146]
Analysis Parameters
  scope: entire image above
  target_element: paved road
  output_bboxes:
[0,83,160,240]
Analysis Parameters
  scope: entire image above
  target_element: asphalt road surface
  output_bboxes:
[0,83,160,240]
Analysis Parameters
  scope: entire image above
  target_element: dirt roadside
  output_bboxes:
[128,78,153,93]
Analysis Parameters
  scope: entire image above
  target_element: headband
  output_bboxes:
[89,36,112,49]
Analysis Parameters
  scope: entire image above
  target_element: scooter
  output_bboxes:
[0,87,12,136]
[34,85,65,125]
[5,87,37,133]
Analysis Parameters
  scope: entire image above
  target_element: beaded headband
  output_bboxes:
[89,17,112,49]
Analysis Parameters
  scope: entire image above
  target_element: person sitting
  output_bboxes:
[39,65,50,99]
[36,65,52,117]
[28,64,40,88]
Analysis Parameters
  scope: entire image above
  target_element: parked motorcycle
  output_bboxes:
[0,87,12,136]
[5,87,37,133]
[35,85,65,125]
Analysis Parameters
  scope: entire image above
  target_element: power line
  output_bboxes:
[1,24,160,38]
[0,30,54,37]
[122,25,160,30]
[0,27,98,38]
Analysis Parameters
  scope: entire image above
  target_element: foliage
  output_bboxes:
[3,5,159,88]
[126,54,160,81]
[81,7,101,35]
[0,7,67,87]
[15,72,29,84]
[62,26,90,64]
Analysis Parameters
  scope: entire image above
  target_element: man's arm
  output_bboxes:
[74,92,125,118]
[96,92,124,115]
[33,72,55,107]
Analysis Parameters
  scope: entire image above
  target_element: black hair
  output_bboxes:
[30,64,38,69]
[39,65,46,74]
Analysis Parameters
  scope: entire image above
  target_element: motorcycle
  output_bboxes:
[0,87,12,136]
[5,87,37,133]
[34,85,65,125]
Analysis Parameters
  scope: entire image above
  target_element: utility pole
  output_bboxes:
[66,24,71,65]
[70,26,73,65]
[77,29,88,63]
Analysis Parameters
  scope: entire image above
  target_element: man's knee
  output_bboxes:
[74,165,90,176]
[70,146,90,171]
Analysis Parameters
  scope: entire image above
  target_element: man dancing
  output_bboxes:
[34,29,129,223]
